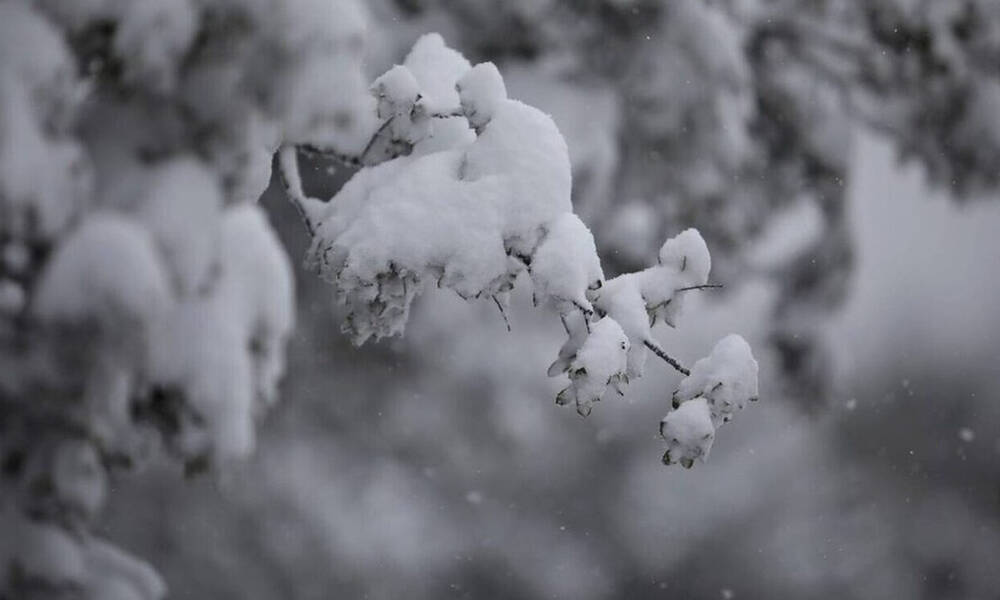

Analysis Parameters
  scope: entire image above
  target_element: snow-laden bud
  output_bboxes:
[547,311,590,377]
[658,228,711,283]
[660,397,715,468]
[640,228,712,327]
[591,273,652,378]
[370,65,433,146]
[556,317,629,417]
[457,62,507,130]
[673,334,758,425]
[403,33,471,113]
[371,65,420,120]
[530,213,604,315]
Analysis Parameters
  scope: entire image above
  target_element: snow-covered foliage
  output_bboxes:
[555,316,629,417]
[662,335,759,467]
[673,334,760,424]
[0,2,758,597]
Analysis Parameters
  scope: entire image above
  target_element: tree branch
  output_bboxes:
[276,146,324,237]
[644,339,690,376]
[676,284,724,292]
[492,295,511,332]
[297,143,363,169]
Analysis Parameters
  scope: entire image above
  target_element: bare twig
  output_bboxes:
[429,109,465,119]
[276,146,324,237]
[492,295,511,332]
[644,339,690,377]
[298,143,363,168]
[676,284,724,292]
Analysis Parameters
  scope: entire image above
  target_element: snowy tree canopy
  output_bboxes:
[0,2,758,598]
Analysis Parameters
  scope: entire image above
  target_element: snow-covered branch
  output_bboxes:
[286,35,759,462]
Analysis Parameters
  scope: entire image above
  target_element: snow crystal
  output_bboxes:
[660,397,715,468]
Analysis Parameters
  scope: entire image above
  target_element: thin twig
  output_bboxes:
[492,295,511,332]
[429,109,465,119]
[276,146,323,237]
[675,284,724,292]
[297,143,363,169]
[644,340,690,376]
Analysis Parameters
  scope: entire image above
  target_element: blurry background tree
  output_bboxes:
[3,0,1000,599]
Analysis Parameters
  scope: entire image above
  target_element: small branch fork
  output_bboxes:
[637,284,723,375]
[296,107,464,169]
[281,103,470,231]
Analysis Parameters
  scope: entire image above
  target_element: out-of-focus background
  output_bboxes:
[102,2,1000,599]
